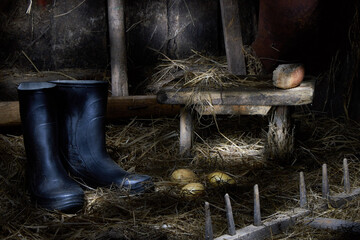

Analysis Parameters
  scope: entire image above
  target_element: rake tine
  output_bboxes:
[205,202,213,240]
[343,158,351,194]
[299,171,307,208]
[254,184,261,226]
[224,193,236,236]
[322,164,329,199]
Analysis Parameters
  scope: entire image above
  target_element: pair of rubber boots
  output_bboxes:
[18,80,152,213]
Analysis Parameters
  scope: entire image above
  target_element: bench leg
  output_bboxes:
[266,106,294,163]
[179,107,193,157]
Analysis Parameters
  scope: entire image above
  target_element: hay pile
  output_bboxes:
[146,49,266,94]
[1,112,360,239]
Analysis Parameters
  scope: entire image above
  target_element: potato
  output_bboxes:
[170,169,197,185]
[207,171,235,187]
[272,63,304,89]
[180,183,205,198]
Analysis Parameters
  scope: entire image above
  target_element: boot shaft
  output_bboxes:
[49,80,110,169]
[17,82,59,169]
[49,80,108,119]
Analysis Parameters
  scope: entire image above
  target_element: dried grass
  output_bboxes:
[1,112,360,239]
[147,49,267,94]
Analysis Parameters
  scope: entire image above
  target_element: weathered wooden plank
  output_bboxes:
[214,208,310,240]
[194,105,271,116]
[0,96,181,126]
[157,80,315,106]
[305,217,360,233]
[329,187,360,208]
[220,0,246,75]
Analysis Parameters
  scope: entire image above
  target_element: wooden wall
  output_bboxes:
[0,0,359,120]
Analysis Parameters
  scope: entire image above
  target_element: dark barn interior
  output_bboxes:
[1,0,360,239]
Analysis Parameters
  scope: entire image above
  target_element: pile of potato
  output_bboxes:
[170,169,236,199]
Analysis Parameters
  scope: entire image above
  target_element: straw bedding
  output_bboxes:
[1,112,360,239]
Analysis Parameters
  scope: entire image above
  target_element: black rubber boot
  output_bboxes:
[18,82,84,212]
[50,80,153,193]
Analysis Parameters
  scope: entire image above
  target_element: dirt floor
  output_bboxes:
[1,109,360,239]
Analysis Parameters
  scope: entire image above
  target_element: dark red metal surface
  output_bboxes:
[252,0,319,72]
[37,0,50,7]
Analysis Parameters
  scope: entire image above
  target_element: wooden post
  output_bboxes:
[266,106,293,163]
[179,107,193,157]
[107,0,128,96]
[220,0,246,75]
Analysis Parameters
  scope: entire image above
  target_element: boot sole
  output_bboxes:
[68,166,154,194]
[32,194,84,213]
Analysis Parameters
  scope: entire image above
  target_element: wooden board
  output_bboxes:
[329,187,360,208]
[0,95,181,126]
[194,105,271,116]
[220,0,246,75]
[157,80,315,106]
[305,217,360,233]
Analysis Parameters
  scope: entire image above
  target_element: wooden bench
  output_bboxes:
[157,78,316,158]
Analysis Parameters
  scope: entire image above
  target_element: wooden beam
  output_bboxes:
[220,0,246,75]
[157,80,315,106]
[0,96,181,126]
[107,0,128,96]
[0,101,21,126]
[106,95,180,120]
